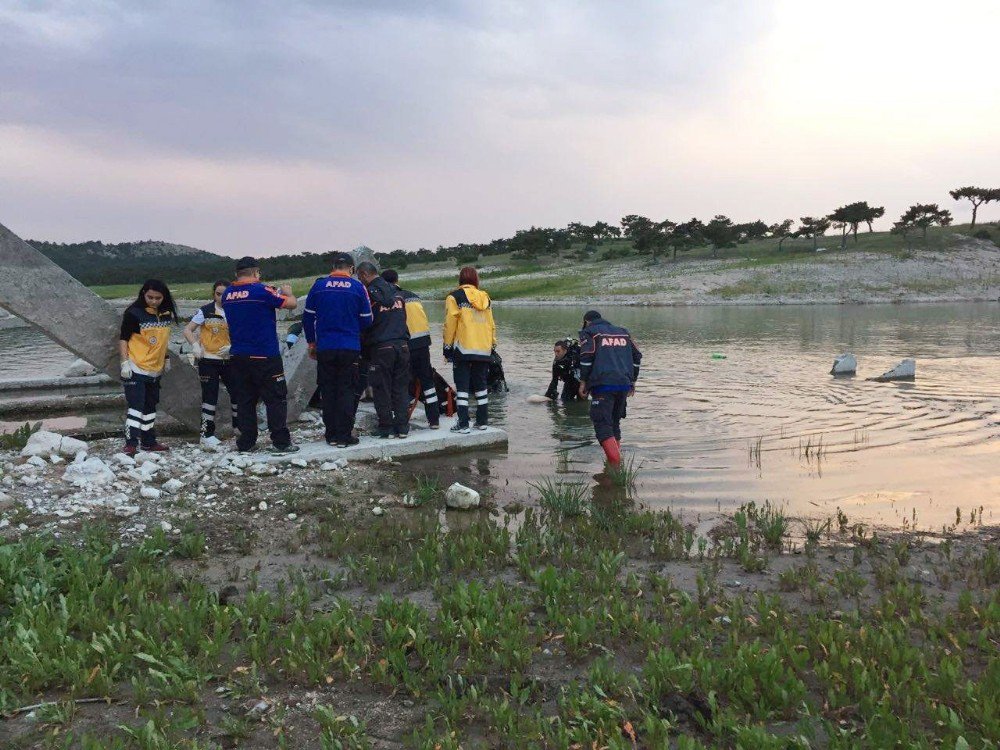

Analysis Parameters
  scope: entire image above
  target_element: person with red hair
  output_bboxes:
[443,266,497,433]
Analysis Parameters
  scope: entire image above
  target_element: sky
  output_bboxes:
[1,0,998,257]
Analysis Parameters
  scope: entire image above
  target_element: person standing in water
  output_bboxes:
[183,280,235,448]
[443,267,496,433]
[119,279,178,456]
[577,310,642,468]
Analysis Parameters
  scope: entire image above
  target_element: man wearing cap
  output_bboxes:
[577,310,642,468]
[222,257,300,454]
[302,253,373,447]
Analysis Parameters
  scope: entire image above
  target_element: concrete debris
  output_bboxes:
[162,478,184,494]
[21,430,88,459]
[140,486,161,500]
[63,455,116,487]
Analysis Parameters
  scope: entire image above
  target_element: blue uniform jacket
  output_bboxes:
[579,318,642,392]
[302,272,374,352]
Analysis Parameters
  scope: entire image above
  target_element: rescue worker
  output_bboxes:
[545,339,581,402]
[356,261,411,438]
[381,268,440,429]
[182,280,235,447]
[443,267,496,433]
[303,252,373,447]
[577,310,642,467]
[222,256,299,454]
[118,279,177,456]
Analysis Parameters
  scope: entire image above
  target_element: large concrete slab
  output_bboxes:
[256,416,507,464]
[0,222,206,430]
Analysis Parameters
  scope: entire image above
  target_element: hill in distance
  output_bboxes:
[27,239,342,287]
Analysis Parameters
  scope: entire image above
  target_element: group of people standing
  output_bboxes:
[116,253,499,456]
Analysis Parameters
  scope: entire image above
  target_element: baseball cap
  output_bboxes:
[583,310,602,323]
[235,256,258,271]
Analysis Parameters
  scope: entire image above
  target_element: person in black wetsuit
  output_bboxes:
[544,339,581,402]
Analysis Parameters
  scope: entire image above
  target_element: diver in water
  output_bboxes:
[545,339,581,402]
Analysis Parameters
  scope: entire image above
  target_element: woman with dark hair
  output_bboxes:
[118,279,178,456]
[443,266,497,433]
[183,279,234,447]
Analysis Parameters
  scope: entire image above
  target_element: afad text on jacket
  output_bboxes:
[578,317,642,392]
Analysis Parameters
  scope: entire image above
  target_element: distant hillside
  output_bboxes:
[27,239,343,287]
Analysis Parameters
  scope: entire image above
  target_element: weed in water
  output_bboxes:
[529,478,590,517]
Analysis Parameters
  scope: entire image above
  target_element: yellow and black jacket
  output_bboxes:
[120,304,174,376]
[194,303,230,359]
[399,287,430,350]
[443,285,496,362]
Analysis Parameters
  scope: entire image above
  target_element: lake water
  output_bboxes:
[2,303,999,529]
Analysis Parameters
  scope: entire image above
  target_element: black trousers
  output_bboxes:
[198,358,236,437]
[589,390,628,442]
[317,349,360,443]
[123,373,161,448]
[367,341,411,435]
[408,345,440,426]
[229,355,291,450]
[453,358,489,428]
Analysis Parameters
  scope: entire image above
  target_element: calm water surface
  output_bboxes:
[3,304,999,529]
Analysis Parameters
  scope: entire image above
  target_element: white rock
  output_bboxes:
[63,358,98,378]
[21,431,88,459]
[371,506,384,516]
[287,513,297,520]
[320,462,340,471]
[258,501,268,511]
[250,464,277,476]
[63,456,116,487]
[160,520,173,532]
[135,453,161,467]
[140,486,161,500]
[872,358,916,382]
[114,453,136,467]
[445,482,481,510]
[26,455,47,468]
[162,478,184,494]
[290,458,308,468]
[115,506,141,517]
[0,519,9,529]
[830,353,857,375]
[49,455,64,465]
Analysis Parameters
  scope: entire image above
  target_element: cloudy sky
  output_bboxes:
[1,0,998,257]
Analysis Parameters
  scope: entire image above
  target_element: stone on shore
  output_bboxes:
[63,358,98,378]
[830,353,857,376]
[445,482,481,510]
[871,358,916,382]
[21,430,87,459]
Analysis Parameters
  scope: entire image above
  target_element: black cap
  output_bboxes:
[235,256,258,271]
[583,310,602,323]
[332,252,355,267]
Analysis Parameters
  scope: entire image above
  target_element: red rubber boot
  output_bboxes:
[601,437,621,468]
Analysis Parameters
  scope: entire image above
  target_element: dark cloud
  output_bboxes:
[0,0,767,165]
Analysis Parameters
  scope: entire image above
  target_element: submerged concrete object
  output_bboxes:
[0,221,203,430]
[871,358,916,382]
[831,353,857,376]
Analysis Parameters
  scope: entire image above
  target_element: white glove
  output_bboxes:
[120,360,133,380]
[164,358,172,373]
[192,342,204,359]
[217,345,231,360]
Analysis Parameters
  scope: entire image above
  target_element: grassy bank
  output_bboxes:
[2,469,997,749]
[87,224,999,305]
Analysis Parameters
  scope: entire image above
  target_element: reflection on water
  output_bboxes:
[3,302,1000,529]
[411,303,1000,529]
